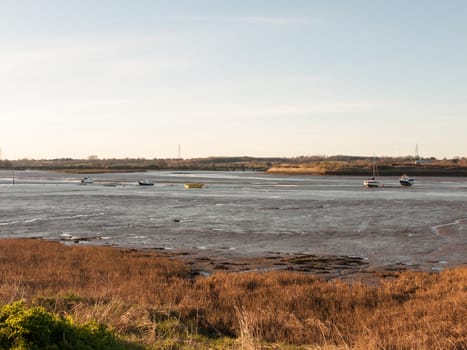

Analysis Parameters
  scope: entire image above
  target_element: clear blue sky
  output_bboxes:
[1,0,466,160]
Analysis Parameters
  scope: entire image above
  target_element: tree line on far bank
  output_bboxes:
[1,155,466,173]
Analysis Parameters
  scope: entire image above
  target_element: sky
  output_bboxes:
[1,0,466,160]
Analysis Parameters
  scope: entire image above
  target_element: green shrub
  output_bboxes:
[0,301,129,350]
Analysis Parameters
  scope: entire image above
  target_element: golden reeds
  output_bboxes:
[0,239,465,349]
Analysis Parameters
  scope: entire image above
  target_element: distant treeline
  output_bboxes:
[267,156,467,176]
[0,156,280,172]
[1,155,467,175]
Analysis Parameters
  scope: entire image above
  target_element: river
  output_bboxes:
[0,170,465,271]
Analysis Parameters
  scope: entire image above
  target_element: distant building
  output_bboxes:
[88,155,98,160]
[415,159,432,165]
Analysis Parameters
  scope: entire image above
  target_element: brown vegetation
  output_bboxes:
[0,157,276,173]
[0,239,465,349]
[2,155,467,176]
[267,158,467,176]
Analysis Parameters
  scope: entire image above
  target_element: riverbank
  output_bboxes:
[267,164,467,176]
[0,239,465,349]
[2,156,467,176]
[121,246,415,283]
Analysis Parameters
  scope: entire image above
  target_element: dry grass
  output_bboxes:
[0,239,465,349]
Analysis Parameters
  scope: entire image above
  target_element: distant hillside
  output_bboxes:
[0,156,281,172]
[1,156,467,176]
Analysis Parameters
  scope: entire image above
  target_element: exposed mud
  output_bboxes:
[2,170,466,280]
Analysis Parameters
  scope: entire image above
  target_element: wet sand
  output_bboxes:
[2,170,466,279]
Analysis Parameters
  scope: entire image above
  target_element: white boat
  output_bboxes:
[363,177,382,188]
[399,174,415,186]
[363,158,383,188]
[138,179,154,186]
[80,176,94,184]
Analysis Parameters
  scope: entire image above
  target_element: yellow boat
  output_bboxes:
[184,183,204,189]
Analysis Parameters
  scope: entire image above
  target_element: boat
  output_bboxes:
[138,179,154,186]
[363,158,383,188]
[80,176,94,184]
[363,177,382,188]
[184,183,204,189]
[399,174,415,186]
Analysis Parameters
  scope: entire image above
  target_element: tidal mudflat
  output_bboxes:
[1,170,465,276]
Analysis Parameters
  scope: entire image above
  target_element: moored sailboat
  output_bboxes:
[363,158,383,188]
[399,174,415,186]
[80,176,94,184]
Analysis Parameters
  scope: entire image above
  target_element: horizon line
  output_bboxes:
[1,154,465,161]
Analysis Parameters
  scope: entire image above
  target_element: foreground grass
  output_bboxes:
[0,239,465,349]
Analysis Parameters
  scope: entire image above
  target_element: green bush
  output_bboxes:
[0,302,129,350]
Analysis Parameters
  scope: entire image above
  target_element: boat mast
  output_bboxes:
[371,156,377,178]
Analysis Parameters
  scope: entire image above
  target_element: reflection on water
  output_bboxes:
[0,170,466,270]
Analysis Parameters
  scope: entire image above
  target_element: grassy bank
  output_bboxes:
[266,162,467,176]
[3,156,467,176]
[0,239,465,349]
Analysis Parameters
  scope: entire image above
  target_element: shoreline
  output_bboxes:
[147,248,410,281]
[266,165,467,177]
[4,166,467,177]
[2,155,467,176]
[48,237,463,282]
